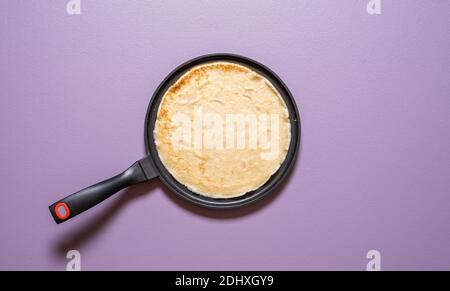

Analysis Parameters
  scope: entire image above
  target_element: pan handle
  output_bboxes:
[49,157,158,224]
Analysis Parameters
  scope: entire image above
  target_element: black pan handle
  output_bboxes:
[49,158,157,224]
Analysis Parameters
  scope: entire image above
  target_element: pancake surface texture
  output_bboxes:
[154,62,291,198]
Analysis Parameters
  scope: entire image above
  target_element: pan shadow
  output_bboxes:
[160,175,290,219]
[52,180,158,256]
[51,142,301,255]
[51,175,289,256]
[161,138,302,219]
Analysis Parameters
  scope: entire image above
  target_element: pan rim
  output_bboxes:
[144,53,301,209]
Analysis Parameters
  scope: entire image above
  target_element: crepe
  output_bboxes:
[154,61,291,198]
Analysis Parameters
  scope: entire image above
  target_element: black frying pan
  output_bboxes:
[49,54,301,224]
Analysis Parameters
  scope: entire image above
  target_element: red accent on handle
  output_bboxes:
[54,202,70,220]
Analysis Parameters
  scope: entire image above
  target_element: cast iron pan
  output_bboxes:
[49,53,301,224]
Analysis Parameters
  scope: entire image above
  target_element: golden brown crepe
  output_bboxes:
[154,62,290,198]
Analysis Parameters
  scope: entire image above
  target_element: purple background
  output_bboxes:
[1,0,449,270]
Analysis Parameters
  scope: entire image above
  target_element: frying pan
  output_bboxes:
[49,53,301,224]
